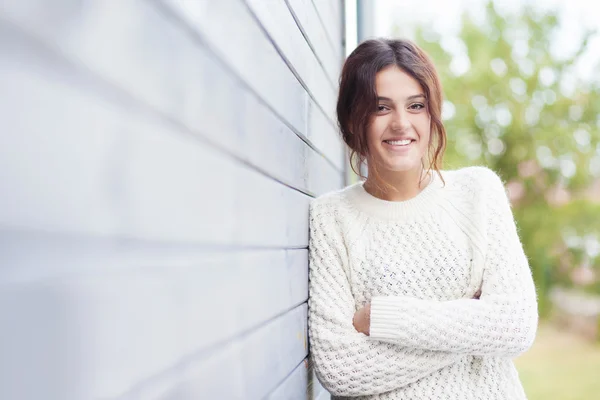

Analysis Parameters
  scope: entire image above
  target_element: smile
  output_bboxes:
[384,139,413,146]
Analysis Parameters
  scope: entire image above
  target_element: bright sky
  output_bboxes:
[371,0,600,82]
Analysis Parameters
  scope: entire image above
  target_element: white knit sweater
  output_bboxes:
[308,166,538,400]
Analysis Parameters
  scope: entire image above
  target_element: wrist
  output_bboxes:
[365,303,372,335]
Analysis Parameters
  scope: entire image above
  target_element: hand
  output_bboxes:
[353,303,371,336]
[473,289,482,299]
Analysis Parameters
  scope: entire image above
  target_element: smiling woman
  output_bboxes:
[336,39,446,200]
[307,38,538,400]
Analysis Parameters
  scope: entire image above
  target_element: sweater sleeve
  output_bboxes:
[308,199,466,397]
[369,168,538,357]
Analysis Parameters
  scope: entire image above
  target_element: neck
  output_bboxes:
[364,166,431,202]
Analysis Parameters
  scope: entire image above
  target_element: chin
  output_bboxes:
[382,160,422,173]
[368,152,425,175]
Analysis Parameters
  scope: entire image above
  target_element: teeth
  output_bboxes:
[386,139,412,146]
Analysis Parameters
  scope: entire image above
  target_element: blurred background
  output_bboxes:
[0,0,599,399]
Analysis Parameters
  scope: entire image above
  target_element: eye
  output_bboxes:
[376,104,390,113]
[409,103,425,111]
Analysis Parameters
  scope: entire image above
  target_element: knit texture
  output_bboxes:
[308,166,538,399]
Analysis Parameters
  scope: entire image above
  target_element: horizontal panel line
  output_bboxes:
[0,226,310,254]
[2,228,310,290]
[0,18,341,198]
[112,301,308,399]
[242,0,338,122]
[243,0,337,93]
[284,0,339,85]
[150,0,344,173]
[266,356,309,399]
[311,0,341,58]
[200,300,308,359]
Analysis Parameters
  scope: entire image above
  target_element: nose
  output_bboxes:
[390,109,411,131]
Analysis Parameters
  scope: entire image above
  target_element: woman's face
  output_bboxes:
[366,65,431,174]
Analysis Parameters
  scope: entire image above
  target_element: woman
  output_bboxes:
[308,38,538,399]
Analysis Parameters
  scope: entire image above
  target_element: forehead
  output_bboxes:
[375,66,423,99]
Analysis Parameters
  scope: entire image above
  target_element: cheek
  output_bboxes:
[416,116,431,140]
[367,119,386,143]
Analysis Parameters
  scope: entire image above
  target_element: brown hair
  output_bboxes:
[337,38,446,186]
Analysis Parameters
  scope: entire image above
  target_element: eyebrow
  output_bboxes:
[377,94,426,102]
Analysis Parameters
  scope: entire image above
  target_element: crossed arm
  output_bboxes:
[361,172,538,356]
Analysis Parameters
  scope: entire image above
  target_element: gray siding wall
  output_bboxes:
[0,1,345,399]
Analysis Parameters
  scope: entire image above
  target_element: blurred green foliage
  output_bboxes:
[411,1,600,313]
